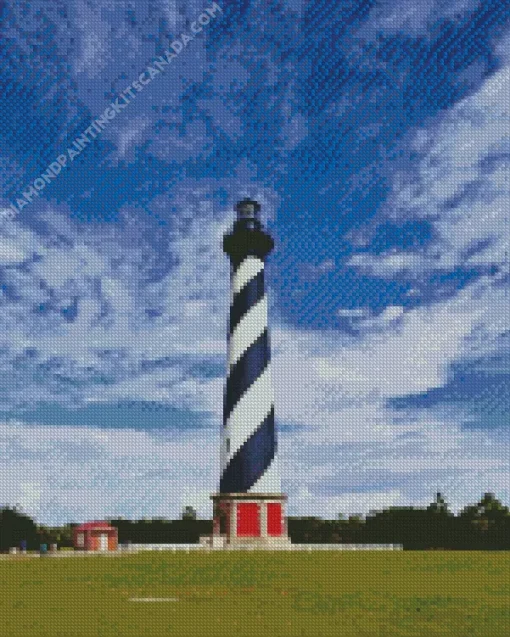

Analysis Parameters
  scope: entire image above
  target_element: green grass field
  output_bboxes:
[1,551,508,636]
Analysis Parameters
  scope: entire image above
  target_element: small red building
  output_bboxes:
[73,521,118,552]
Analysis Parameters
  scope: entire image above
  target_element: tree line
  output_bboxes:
[1,493,509,551]
[290,493,510,550]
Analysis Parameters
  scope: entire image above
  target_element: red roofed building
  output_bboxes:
[73,521,118,552]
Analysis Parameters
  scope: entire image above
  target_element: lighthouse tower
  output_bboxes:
[210,199,290,548]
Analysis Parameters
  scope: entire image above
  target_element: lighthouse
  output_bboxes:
[210,199,290,548]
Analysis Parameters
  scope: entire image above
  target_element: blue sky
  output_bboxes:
[0,0,509,525]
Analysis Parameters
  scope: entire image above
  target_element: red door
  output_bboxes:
[267,503,282,536]
[237,503,260,537]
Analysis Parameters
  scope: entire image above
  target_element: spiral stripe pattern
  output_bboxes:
[220,254,281,494]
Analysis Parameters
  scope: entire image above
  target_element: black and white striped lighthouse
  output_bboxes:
[210,199,290,548]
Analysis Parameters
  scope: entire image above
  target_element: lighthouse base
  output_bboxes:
[209,493,291,548]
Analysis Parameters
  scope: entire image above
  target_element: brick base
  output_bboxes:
[211,493,291,546]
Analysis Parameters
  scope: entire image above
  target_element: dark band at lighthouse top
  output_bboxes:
[224,199,274,263]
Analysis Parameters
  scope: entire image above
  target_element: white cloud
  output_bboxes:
[343,65,510,391]
[337,308,368,319]
[116,117,151,160]
[348,65,510,277]
[3,397,507,525]
[348,251,429,276]
[94,371,224,414]
[0,207,231,408]
[0,238,27,264]
[351,0,481,41]
[72,1,111,76]
[0,420,218,525]
[266,64,510,517]
[494,29,510,64]
[288,487,404,519]
[280,109,308,151]
[270,286,508,517]
[274,294,479,404]
[280,400,509,518]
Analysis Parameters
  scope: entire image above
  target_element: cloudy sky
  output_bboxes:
[0,0,508,526]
